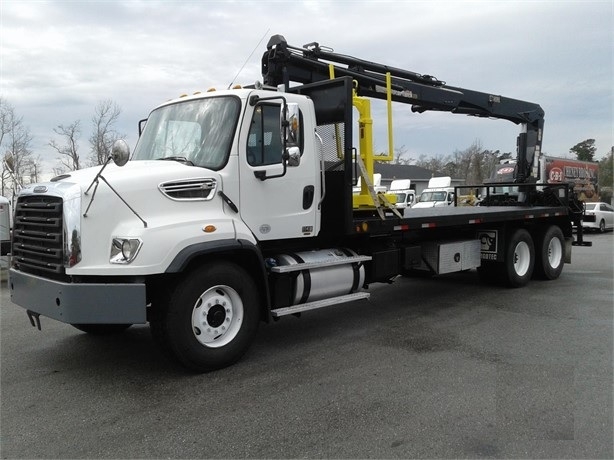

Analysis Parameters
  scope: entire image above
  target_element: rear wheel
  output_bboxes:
[599,219,606,233]
[150,262,260,372]
[503,228,534,288]
[72,324,132,335]
[534,225,565,280]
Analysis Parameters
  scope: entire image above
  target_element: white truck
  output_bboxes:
[412,176,455,208]
[8,35,590,372]
[353,173,387,195]
[389,179,416,213]
[1,196,11,256]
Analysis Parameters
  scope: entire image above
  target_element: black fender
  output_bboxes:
[165,239,272,321]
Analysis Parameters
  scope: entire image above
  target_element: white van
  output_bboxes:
[1,196,11,256]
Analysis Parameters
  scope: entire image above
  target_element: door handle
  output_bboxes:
[303,186,315,209]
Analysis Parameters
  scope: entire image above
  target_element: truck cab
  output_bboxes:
[412,177,455,208]
[124,87,322,245]
[389,179,415,213]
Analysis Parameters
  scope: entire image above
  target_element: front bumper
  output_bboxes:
[9,269,147,324]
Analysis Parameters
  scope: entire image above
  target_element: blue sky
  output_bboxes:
[2,0,612,176]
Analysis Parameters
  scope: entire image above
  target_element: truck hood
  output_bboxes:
[42,160,222,193]
[412,201,436,208]
[18,161,225,225]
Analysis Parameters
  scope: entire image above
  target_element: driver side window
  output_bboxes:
[247,104,282,166]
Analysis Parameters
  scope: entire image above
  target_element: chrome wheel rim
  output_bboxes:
[191,285,243,348]
[513,241,531,276]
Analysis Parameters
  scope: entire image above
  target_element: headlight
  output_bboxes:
[110,238,143,264]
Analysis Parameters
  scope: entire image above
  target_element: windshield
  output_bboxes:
[132,96,241,170]
[419,191,447,202]
[585,203,596,211]
[395,193,407,203]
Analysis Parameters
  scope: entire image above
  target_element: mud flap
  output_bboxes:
[564,237,573,264]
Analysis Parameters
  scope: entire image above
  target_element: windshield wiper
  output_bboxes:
[158,156,194,166]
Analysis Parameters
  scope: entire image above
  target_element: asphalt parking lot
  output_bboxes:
[1,233,612,459]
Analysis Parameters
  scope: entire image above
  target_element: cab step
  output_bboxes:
[270,292,370,317]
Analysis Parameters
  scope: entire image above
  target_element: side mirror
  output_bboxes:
[280,103,300,147]
[286,146,301,167]
[111,140,130,167]
[281,103,301,168]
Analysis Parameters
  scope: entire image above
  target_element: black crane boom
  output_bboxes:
[261,34,544,183]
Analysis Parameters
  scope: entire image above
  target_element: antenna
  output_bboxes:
[227,28,270,89]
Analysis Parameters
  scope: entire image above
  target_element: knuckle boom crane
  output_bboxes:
[261,34,544,184]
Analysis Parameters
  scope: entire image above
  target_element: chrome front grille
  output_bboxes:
[12,195,64,274]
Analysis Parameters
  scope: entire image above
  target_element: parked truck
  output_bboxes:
[389,179,416,213]
[412,176,455,208]
[9,35,590,372]
[353,173,387,195]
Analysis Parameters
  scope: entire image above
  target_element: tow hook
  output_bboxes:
[26,310,42,330]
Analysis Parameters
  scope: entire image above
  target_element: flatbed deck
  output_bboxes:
[356,204,570,235]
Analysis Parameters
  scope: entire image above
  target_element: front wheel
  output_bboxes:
[151,262,260,372]
[534,225,565,280]
[503,228,535,288]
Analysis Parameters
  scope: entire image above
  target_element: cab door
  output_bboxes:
[238,100,318,241]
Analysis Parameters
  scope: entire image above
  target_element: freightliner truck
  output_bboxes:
[8,35,590,372]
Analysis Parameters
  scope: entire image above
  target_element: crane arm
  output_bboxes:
[261,34,544,183]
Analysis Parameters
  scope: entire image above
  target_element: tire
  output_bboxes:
[150,262,260,372]
[599,219,605,233]
[503,228,534,288]
[533,225,565,280]
[72,324,132,335]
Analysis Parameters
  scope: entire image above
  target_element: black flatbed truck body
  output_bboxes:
[353,204,571,237]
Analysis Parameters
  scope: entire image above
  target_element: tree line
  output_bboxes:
[390,139,613,203]
[391,140,513,185]
[1,96,613,203]
[1,98,123,199]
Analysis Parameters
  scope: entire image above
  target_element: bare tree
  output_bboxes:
[0,97,9,146]
[450,145,473,181]
[89,99,123,166]
[416,153,450,175]
[392,145,414,165]
[50,120,82,171]
[1,98,37,198]
[1,98,11,196]
[415,140,505,183]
